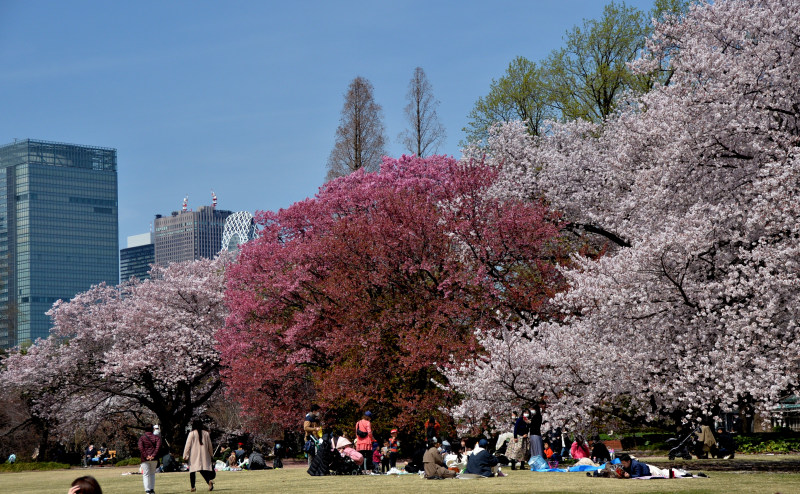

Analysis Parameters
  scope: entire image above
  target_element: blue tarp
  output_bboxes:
[529,457,620,472]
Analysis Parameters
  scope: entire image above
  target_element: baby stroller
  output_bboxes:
[666,426,698,460]
[330,453,363,475]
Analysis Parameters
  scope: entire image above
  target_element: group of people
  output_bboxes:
[420,436,507,479]
[304,408,401,474]
[82,443,112,467]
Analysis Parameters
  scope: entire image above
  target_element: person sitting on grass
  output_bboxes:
[423,437,456,479]
[249,449,267,470]
[570,434,591,460]
[161,450,179,472]
[465,438,505,477]
[590,434,611,464]
[714,428,735,459]
[619,453,651,478]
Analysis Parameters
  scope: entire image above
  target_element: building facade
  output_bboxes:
[0,139,119,348]
[120,232,155,282]
[221,211,257,252]
[153,206,232,266]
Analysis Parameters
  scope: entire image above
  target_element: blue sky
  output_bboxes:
[0,0,656,246]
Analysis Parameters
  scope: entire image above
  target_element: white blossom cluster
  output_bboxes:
[447,0,800,430]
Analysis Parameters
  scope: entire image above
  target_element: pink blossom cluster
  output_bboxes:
[1,256,229,442]
[447,0,800,429]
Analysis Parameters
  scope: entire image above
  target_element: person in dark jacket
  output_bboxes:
[714,428,736,459]
[508,410,530,470]
[405,440,427,474]
[160,451,179,472]
[249,449,267,470]
[619,453,651,478]
[138,425,162,494]
[465,439,501,477]
[590,434,611,464]
[307,434,334,476]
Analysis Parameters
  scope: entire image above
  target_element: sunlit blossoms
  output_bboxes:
[1,257,229,447]
[447,0,800,430]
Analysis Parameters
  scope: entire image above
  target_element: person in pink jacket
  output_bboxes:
[570,434,591,459]
[355,411,374,472]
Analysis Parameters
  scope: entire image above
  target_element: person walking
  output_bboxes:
[183,420,215,492]
[355,411,374,472]
[138,425,162,494]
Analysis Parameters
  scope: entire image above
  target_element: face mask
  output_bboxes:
[154,430,160,436]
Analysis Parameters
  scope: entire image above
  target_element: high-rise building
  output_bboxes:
[0,139,119,348]
[153,206,232,266]
[221,211,257,252]
[120,232,155,282]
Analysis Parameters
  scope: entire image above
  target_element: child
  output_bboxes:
[381,440,390,473]
[543,441,554,460]
[388,429,400,468]
[335,437,364,466]
[372,442,382,474]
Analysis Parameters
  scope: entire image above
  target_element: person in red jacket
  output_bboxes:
[355,411,374,472]
[138,425,162,494]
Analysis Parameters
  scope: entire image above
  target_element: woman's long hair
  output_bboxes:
[192,419,206,445]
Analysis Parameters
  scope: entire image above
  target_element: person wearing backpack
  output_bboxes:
[355,411,374,472]
[303,405,322,465]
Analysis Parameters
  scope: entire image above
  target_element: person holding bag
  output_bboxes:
[355,411,374,472]
[183,420,215,492]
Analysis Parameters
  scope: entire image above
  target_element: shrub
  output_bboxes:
[0,461,71,472]
[115,457,141,466]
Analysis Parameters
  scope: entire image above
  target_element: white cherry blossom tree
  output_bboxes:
[448,0,800,432]
[0,256,228,449]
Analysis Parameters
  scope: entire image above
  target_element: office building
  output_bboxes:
[221,211,256,252]
[0,139,118,347]
[153,206,232,266]
[120,232,155,282]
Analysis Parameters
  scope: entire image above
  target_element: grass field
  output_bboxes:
[3,459,800,494]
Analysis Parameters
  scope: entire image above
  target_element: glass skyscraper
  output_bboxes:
[0,139,119,348]
[120,232,154,282]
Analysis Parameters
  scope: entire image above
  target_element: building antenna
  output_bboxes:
[182,194,188,213]
[211,189,217,209]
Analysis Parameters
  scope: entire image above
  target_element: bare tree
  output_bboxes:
[399,67,446,157]
[326,77,387,181]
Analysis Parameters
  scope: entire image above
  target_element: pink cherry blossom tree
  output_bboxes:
[449,0,800,432]
[0,256,229,449]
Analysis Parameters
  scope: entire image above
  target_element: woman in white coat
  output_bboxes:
[183,420,215,492]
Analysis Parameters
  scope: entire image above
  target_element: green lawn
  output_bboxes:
[3,463,800,494]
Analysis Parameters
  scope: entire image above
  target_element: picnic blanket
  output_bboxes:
[529,457,621,473]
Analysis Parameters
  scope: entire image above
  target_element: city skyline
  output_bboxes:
[0,0,657,246]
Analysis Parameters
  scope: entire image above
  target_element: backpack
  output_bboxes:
[304,439,316,454]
